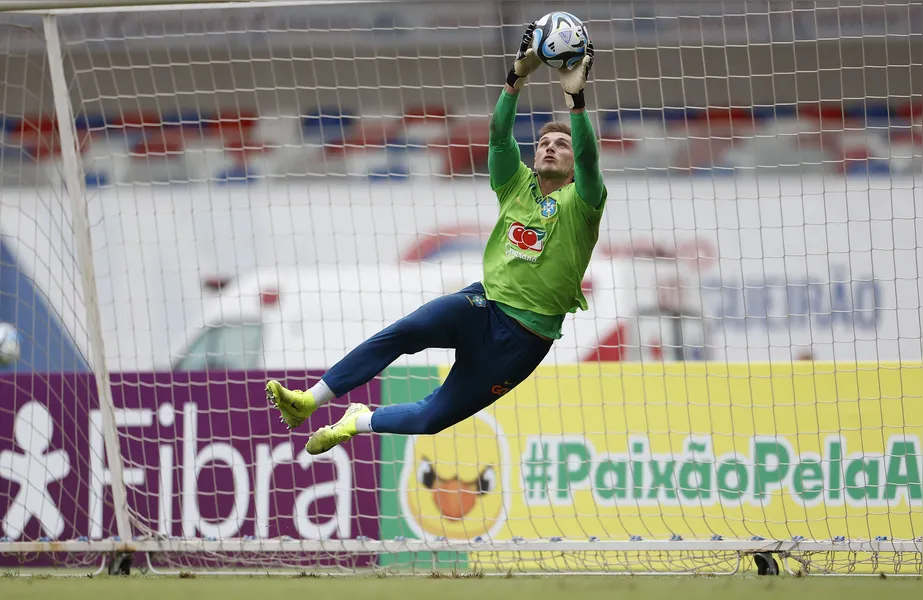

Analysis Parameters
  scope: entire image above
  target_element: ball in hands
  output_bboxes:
[531,11,589,70]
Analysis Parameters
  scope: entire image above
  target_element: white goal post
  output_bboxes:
[0,0,921,576]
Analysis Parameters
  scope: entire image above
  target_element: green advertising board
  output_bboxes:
[378,366,468,570]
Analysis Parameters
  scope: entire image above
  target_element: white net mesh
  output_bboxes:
[0,0,921,575]
[0,14,118,571]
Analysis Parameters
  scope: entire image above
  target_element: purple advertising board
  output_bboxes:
[0,371,380,566]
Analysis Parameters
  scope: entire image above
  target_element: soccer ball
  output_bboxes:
[531,11,589,70]
[0,322,21,366]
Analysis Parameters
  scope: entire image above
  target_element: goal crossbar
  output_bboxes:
[1,0,426,15]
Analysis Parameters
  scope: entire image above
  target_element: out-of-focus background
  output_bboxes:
[2,0,921,372]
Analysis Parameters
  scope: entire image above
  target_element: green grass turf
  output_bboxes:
[0,574,921,600]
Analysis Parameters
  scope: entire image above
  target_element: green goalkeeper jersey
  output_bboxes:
[483,90,607,340]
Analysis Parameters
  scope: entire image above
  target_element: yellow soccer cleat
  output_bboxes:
[265,379,317,430]
[305,403,371,455]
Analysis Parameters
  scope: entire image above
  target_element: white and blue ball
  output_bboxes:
[531,12,589,70]
[0,322,21,366]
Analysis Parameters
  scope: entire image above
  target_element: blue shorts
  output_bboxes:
[322,282,553,434]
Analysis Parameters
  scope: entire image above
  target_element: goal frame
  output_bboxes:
[1,0,921,577]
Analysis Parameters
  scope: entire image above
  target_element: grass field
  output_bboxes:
[1,574,921,600]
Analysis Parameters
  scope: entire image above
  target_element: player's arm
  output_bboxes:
[488,90,521,191]
[489,23,541,191]
[570,109,605,209]
[558,41,605,209]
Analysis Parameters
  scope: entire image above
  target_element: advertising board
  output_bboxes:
[384,362,922,554]
[0,372,380,563]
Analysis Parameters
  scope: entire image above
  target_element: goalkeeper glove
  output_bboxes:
[506,22,542,91]
[558,41,595,110]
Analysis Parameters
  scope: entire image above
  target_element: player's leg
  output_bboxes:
[266,283,488,429]
[303,298,552,454]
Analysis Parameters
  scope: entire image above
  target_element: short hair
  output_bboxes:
[538,122,572,140]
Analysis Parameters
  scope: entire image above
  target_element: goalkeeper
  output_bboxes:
[265,23,607,455]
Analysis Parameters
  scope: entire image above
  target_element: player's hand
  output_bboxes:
[506,22,542,91]
[558,40,594,109]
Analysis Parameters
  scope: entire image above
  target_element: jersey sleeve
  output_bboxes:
[488,90,524,192]
[570,110,607,212]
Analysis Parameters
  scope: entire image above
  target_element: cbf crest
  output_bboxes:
[540,197,558,219]
[466,294,487,308]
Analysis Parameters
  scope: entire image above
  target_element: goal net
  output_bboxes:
[0,0,921,576]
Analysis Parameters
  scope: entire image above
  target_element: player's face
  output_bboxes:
[534,132,575,180]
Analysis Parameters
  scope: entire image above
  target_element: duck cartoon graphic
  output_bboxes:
[400,411,510,541]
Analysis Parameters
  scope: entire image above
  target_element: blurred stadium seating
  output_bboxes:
[2,101,920,186]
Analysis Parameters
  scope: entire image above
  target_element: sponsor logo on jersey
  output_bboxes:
[491,381,515,396]
[507,222,546,252]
